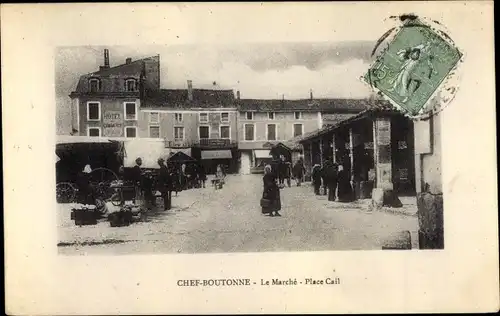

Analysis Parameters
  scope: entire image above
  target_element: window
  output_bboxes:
[125,79,137,92]
[149,112,159,123]
[174,126,184,141]
[199,126,210,139]
[125,126,137,138]
[221,112,229,123]
[88,127,100,137]
[220,126,230,139]
[268,112,275,120]
[294,111,303,120]
[267,124,277,141]
[293,123,303,137]
[246,112,254,120]
[87,102,101,121]
[89,78,100,92]
[199,112,208,123]
[244,124,255,141]
[124,102,137,120]
[174,113,183,123]
[149,126,160,138]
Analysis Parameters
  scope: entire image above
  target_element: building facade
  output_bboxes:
[236,98,366,174]
[69,49,160,138]
[68,49,368,175]
[140,84,239,174]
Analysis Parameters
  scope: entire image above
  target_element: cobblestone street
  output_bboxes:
[58,174,418,254]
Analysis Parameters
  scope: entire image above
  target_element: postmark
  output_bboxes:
[363,15,463,119]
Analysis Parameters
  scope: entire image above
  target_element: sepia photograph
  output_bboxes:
[55,40,439,254]
[3,2,498,314]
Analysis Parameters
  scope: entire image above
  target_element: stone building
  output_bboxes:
[140,82,238,174]
[236,96,365,175]
[69,49,160,138]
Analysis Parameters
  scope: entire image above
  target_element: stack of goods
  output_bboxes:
[71,204,98,226]
[107,203,144,227]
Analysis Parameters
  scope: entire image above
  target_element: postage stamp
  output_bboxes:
[364,17,463,117]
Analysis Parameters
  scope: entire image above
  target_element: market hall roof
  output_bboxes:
[235,98,386,113]
[141,88,236,109]
[298,103,400,143]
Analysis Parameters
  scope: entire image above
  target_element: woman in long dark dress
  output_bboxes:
[262,165,282,217]
[337,164,354,202]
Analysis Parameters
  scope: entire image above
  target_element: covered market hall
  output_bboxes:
[299,105,416,201]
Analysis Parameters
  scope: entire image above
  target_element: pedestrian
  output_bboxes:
[277,155,287,186]
[142,170,155,210]
[170,164,180,196]
[312,164,322,195]
[132,157,143,204]
[198,164,207,188]
[292,158,306,186]
[261,164,282,217]
[180,163,187,190]
[337,164,355,202]
[323,160,338,202]
[216,164,225,188]
[75,165,95,205]
[157,158,172,210]
[320,162,329,196]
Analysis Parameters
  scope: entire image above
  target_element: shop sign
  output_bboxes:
[103,111,123,137]
[377,119,391,145]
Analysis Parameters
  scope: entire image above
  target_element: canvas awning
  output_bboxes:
[168,151,196,163]
[123,138,170,169]
[201,150,232,160]
[254,149,272,158]
[170,148,192,157]
[56,135,126,145]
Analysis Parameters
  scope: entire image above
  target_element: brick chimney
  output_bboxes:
[126,57,132,64]
[104,49,110,68]
[236,90,240,100]
[187,80,193,101]
[310,89,313,100]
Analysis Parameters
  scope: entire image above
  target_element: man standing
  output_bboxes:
[132,158,143,204]
[157,158,172,210]
[323,160,338,202]
[277,155,287,187]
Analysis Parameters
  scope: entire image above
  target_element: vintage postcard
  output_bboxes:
[2,2,498,314]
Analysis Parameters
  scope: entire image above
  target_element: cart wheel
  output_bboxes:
[56,182,76,203]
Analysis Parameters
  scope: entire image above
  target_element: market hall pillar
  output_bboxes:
[372,117,402,208]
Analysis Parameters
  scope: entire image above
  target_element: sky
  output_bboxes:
[55,42,377,134]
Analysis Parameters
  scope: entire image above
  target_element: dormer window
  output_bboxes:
[125,79,137,92]
[88,78,101,92]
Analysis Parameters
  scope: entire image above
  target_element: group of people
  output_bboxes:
[261,157,354,217]
[130,157,209,211]
[311,160,354,203]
